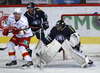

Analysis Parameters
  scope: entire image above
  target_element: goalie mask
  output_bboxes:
[56,20,66,31]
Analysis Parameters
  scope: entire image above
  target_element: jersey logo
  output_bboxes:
[36,15,39,17]
[55,34,65,43]
[14,23,17,25]
[23,40,28,46]
[12,38,16,41]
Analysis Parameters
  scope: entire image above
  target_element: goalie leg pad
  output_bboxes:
[37,39,61,68]
[34,40,47,54]
[62,40,89,68]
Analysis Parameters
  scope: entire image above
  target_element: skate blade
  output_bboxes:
[22,65,34,69]
[82,64,95,68]
[5,65,18,68]
[87,64,95,68]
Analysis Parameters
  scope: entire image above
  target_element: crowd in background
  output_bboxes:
[0,0,99,5]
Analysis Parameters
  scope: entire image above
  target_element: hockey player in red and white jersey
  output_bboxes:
[2,8,33,68]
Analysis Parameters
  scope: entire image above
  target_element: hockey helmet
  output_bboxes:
[27,2,35,8]
[13,8,22,14]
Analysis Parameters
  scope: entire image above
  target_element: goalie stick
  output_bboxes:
[39,28,42,69]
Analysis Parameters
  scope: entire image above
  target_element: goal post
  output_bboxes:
[61,14,100,60]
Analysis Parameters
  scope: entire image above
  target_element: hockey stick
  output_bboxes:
[0,47,7,51]
[31,28,44,37]
[0,28,29,51]
[7,27,30,33]
[39,28,42,69]
[0,28,44,51]
[8,28,44,36]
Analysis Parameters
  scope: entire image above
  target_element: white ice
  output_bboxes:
[0,44,100,73]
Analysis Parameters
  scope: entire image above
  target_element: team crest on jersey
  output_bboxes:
[23,40,28,46]
[55,34,65,43]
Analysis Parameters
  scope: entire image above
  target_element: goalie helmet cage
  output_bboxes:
[61,14,100,60]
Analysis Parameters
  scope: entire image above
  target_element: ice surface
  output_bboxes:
[0,44,100,73]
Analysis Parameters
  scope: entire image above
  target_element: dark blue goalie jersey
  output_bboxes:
[46,25,76,44]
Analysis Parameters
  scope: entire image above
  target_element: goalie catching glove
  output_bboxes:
[69,33,80,47]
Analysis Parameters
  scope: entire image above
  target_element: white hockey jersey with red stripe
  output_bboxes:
[4,14,33,38]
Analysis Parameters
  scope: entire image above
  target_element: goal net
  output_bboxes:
[61,14,100,60]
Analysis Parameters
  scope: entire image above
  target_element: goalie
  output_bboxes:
[36,20,93,68]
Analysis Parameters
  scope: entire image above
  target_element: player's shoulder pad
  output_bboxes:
[35,8,43,12]
[19,16,28,28]
[51,26,56,31]
[24,11,28,16]
[67,25,75,32]
[8,14,14,19]
[7,14,14,21]
[20,15,28,24]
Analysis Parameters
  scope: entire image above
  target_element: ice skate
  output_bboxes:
[6,60,17,68]
[22,61,34,69]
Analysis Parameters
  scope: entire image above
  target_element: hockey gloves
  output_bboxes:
[2,28,9,36]
[12,27,20,34]
[42,21,49,30]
